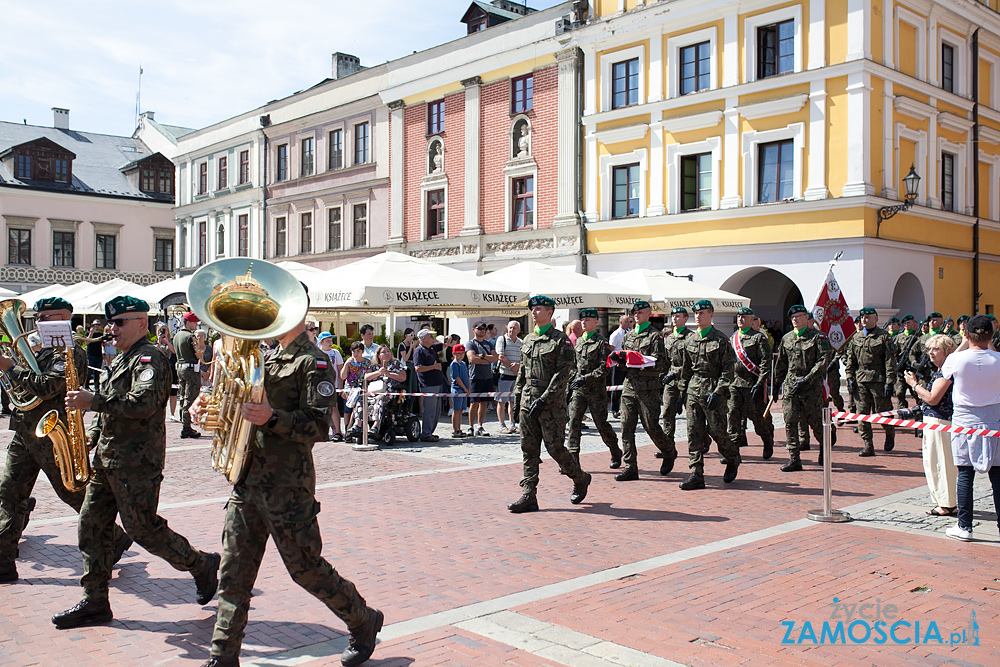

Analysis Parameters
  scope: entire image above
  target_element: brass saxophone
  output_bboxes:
[35,340,94,493]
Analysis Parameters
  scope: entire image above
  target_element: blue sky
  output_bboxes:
[1,0,563,137]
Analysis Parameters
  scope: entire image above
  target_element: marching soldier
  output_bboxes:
[727,307,775,459]
[567,308,622,469]
[0,298,130,584]
[658,306,691,463]
[773,305,834,472]
[174,312,203,439]
[887,316,908,409]
[613,300,677,481]
[843,307,896,456]
[909,312,946,370]
[508,296,591,514]
[198,300,383,667]
[53,296,220,629]
[678,300,740,490]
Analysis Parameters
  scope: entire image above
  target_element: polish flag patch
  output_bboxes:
[139,355,152,362]
[316,359,328,369]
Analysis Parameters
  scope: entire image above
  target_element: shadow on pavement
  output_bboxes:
[550,502,729,522]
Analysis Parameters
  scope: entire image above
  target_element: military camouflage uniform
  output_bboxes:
[889,330,909,409]
[827,347,845,412]
[680,327,740,473]
[514,325,588,495]
[78,339,211,603]
[211,332,369,660]
[843,326,896,450]
[660,327,691,452]
[620,324,677,471]
[727,328,774,449]
[173,327,200,431]
[567,331,620,462]
[774,328,832,453]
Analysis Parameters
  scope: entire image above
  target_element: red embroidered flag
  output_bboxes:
[139,355,152,362]
[606,350,657,368]
[316,359,328,369]
[812,267,855,352]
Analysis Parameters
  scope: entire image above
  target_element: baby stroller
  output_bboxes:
[366,369,421,445]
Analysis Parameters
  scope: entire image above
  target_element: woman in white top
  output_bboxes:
[936,315,1000,541]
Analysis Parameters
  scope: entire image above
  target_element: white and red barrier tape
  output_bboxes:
[356,384,627,399]
[833,410,1000,438]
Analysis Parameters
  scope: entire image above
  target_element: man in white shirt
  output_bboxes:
[608,314,634,418]
[359,324,378,363]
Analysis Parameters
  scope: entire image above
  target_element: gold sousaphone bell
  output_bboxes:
[188,258,309,483]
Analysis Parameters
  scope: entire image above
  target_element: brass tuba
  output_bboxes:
[0,299,44,411]
[187,259,309,484]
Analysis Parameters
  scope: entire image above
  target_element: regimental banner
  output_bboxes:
[812,268,856,351]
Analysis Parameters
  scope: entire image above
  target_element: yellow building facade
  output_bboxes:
[578,0,1000,324]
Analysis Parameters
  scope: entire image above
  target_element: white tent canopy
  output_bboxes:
[74,278,146,315]
[485,261,650,310]
[0,286,15,297]
[133,275,193,307]
[605,269,750,314]
[15,283,66,305]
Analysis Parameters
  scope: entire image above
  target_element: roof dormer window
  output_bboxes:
[2,137,75,183]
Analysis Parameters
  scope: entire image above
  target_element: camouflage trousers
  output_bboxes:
[686,390,740,474]
[518,405,586,495]
[178,366,201,429]
[660,384,683,451]
[79,466,207,602]
[211,483,368,660]
[567,384,620,458]
[828,371,845,411]
[893,378,910,409]
[620,387,676,470]
[727,386,774,449]
[782,383,824,452]
[0,433,87,561]
[856,381,895,447]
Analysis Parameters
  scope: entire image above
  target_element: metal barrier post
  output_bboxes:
[807,407,850,522]
[353,377,378,451]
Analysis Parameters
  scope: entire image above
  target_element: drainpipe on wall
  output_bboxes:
[972,30,981,315]
[259,114,271,259]
[575,46,587,277]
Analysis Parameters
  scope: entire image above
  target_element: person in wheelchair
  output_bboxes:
[363,345,407,440]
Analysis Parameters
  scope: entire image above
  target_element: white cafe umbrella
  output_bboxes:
[15,283,66,305]
[606,269,750,314]
[133,275,194,307]
[485,261,651,310]
[0,286,15,297]
[74,278,145,315]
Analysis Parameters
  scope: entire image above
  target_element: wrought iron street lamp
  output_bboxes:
[875,165,921,238]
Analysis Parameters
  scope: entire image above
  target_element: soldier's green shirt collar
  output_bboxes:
[533,323,553,336]
[673,326,688,337]
[739,327,752,336]
[930,328,942,336]
[795,327,808,337]
[582,330,596,341]
[635,321,651,334]
[698,326,713,338]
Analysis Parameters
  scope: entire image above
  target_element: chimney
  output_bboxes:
[139,111,155,122]
[331,52,362,80]
[52,107,69,130]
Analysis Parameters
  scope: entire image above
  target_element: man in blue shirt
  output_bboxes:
[412,329,444,442]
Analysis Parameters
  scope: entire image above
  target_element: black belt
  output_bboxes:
[693,372,720,378]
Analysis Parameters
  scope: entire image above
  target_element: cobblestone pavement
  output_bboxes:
[0,405,997,666]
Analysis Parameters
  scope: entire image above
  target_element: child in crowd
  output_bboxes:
[340,340,373,443]
[450,344,471,438]
[318,332,345,441]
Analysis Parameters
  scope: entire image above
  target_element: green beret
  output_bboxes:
[692,299,714,312]
[986,314,997,321]
[579,308,598,319]
[901,314,915,322]
[928,311,943,319]
[957,314,970,323]
[670,306,688,315]
[888,316,900,324]
[34,297,73,313]
[528,295,555,309]
[631,300,652,312]
[787,304,808,317]
[859,306,877,316]
[737,306,754,316]
[105,295,150,319]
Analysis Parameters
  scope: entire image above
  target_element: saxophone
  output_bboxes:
[35,343,92,492]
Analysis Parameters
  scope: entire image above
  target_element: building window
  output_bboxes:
[612,164,640,218]
[180,227,187,267]
[680,42,711,95]
[54,158,69,183]
[758,139,794,203]
[198,162,208,194]
[300,212,313,253]
[158,169,172,193]
[301,137,314,176]
[276,144,288,181]
[8,229,30,265]
[261,218,267,258]
[941,43,955,93]
[427,100,444,135]
[512,75,533,114]
[198,221,207,265]
[757,20,794,79]
[154,237,174,272]
[95,234,116,269]
[354,123,370,164]
[216,224,225,257]
[239,150,250,184]
[512,176,534,229]
[328,207,342,251]
[52,231,75,267]
[681,153,712,211]
[329,129,343,170]
[16,154,30,179]
[140,169,156,192]
[426,190,445,238]
[237,214,249,257]
[275,217,287,257]
[467,16,487,33]
[217,156,227,189]
[352,203,367,248]
[612,58,639,109]
[941,152,955,212]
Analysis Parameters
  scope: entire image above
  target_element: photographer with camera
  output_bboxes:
[903,334,957,517]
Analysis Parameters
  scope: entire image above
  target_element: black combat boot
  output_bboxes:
[654,450,664,459]
[0,560,17,584]
[194,552,221,605]
[22,497,36,532]
[614,467,638,481]
[679,472,705,490]
[52,599,113,629]
[200,657,240,667]
[342,607,384,667]
[659,455,675,476]
[762,436,774,460]
[780,451,803,472]
[723,461,739,483]
[884,433,895,451]
[570,473,592,504]
[507,494,538,513]
[831,426,837,446]
[609,453,622,469]
[859,444,875,457]
[180,428,202,439]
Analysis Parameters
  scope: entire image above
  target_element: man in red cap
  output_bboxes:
[174,312,202,438]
